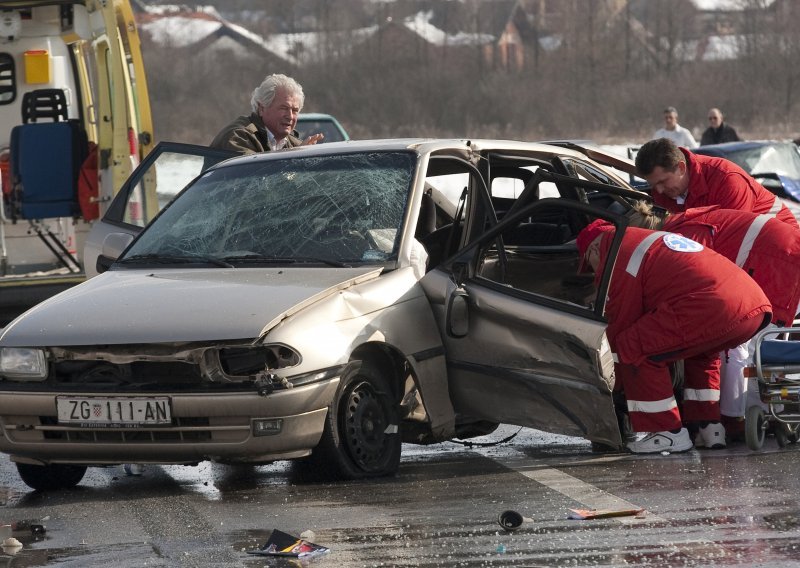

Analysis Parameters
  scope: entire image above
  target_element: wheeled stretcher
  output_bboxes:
[745,326,800,450]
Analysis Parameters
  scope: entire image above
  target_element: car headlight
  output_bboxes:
[0,348,48,380]
[218,345,301,375]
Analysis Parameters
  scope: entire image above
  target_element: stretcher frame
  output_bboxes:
[746,323,800,450]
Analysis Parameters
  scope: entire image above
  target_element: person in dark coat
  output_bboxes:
[210,73,323,155]
[700,108,741,146]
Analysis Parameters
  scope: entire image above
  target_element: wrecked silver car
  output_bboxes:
[0,139,646,490]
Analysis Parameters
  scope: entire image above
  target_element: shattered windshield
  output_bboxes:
[725,143,800,179]
[119,151,416,267]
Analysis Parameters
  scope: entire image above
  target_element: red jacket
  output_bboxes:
[597,227,772,366]
[664,206,800,326]
[651,149,798,228]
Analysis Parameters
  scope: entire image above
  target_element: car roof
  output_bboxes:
[694,140,790,155]
[216,137,630,160]
[297,113,339,121]
[208,138,638,190]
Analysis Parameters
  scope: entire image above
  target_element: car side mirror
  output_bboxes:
[101,232,134,259]
[447,288,470,338]
[96,232,134,273]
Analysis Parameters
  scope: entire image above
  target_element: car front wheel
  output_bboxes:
[310,361,401,480]
[16,462,87,491]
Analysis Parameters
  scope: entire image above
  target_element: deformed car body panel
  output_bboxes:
[0,383,337,465]
[418,192,621,448]
[421,268,618,446]
[1,267,383,345]
[265,266,455,438]
[0,138,651,485]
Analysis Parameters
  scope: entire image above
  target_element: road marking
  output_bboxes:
[485,449,660,523]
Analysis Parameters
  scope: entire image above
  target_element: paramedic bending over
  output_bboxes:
[635,137,798,228]
[576,220,771,454]
[627,201,800,440]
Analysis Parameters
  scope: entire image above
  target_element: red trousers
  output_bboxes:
[618,312,768,432]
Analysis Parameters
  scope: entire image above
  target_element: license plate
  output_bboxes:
[56,396,171,427]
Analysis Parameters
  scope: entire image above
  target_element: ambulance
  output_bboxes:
[0,0,153,325]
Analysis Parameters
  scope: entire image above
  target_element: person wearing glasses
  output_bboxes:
[700,108,741,146]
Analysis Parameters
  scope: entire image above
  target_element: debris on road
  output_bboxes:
[568,508,645,520]
[497,510,533,531]
[247,529,329,559]
[2,536,22,551]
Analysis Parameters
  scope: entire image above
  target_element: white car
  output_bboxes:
[0,138,646,490]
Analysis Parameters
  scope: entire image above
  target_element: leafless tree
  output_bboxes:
[140,0,800,146]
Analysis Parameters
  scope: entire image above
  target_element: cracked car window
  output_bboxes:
[121,151,416,265]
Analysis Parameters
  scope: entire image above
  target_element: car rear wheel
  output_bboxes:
[309,361,401,480]
[16,463,87,491]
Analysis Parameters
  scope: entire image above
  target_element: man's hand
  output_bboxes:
[302,133,325,145]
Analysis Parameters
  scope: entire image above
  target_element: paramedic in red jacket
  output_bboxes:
[577,220,772,453]
[628,202,800,432]
[635,137,798,228]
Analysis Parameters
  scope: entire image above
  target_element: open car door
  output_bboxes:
[419,175,632,448]
[83,142,235,277]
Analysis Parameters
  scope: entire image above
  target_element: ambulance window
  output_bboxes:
[0,54,16,104]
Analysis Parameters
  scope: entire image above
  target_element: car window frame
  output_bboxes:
[102,142,236,230]
[443,172,636,320]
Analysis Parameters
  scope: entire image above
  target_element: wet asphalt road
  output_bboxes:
[1,426,800,567]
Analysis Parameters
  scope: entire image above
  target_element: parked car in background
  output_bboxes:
[693,140,800,203]
[295,113,349,143]
[0,138,647,491]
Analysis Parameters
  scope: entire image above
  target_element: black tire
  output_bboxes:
[745,406,766,451]
[16,463,87,491]
[775,422,797,448]
[308,361,401,480]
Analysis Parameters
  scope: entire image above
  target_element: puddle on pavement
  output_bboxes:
[763,511,800,531]
[0,542,155,567]
[227,521,800,567]
[157,461,298,502]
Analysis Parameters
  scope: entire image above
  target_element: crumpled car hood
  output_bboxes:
[1,267,382,346]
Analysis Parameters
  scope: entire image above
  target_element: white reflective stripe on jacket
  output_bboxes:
[683,388,721,402]
[627,396,678,414]
[625,231,667,277]
[734,214,771,267]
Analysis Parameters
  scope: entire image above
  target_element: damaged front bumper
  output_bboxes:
[0,376,340,466]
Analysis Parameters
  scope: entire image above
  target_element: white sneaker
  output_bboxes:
[694,422,726,449]
[626,428,693,454]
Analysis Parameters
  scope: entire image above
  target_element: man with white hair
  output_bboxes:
[211,73,323,154]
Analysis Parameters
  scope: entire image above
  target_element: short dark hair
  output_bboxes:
[664,106,678,115]
[635,138,686,176]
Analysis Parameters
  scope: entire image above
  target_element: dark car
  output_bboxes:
[693,141,800,203]
[295,113,349,143]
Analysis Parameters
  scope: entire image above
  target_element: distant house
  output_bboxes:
[134,0,795,71]
[136,4,292,66]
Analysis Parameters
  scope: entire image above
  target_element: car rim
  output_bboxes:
[342,380,390,471]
